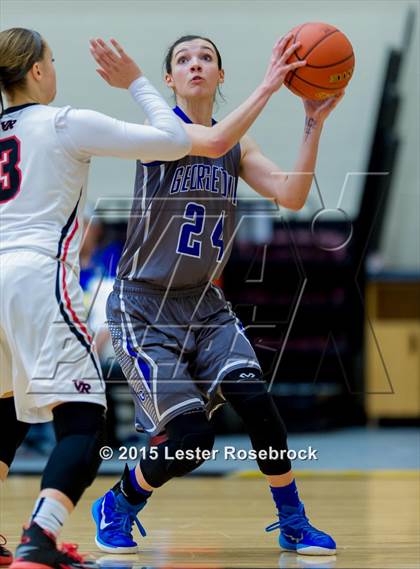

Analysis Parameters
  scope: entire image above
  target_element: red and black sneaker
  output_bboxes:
[0,534,13,566]
[10,523,98,569]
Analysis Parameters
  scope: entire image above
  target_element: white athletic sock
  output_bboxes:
[31,497,68,538]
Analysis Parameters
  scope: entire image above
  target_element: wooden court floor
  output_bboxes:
[1,474,419,569]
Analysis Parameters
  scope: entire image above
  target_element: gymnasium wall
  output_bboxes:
[1,0,419,269]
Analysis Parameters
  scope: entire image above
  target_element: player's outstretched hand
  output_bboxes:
[261,34,307,94]
[303,90,345,123]
[89,38,142,89]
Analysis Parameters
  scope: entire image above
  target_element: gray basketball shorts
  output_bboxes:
[106,279,262,436]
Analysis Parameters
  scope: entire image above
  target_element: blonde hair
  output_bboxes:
[0,28,45,96]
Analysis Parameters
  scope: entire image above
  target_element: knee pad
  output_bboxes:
[41,402,106,505]
[140,409,214,488]
[0,397,30,467]
[221,369,291,475]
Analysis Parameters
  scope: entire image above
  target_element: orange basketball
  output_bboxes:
[284,22,355,100]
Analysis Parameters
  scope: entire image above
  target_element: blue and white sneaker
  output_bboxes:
[266,503,336,556]
[92,489,146,554]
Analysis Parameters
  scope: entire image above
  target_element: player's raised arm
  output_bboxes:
[239,91,345,211]
[184,35,307,158]
[58,38,191,162]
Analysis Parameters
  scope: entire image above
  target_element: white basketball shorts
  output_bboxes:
[0,250,106,422]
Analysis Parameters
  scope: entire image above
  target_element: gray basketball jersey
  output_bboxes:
[118,106,241,289]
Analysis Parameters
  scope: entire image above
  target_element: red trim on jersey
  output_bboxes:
[60,217,93,345]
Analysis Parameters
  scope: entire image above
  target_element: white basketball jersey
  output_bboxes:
[0,79,191,269]
[0,103,89,269]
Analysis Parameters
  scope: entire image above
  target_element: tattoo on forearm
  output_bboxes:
[304,117,317,141]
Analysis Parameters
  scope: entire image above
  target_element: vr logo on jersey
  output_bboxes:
[170,163,238,205]
[1,120,17,131]
[73,380,92,393]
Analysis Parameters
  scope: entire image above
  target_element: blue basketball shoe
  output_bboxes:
[266,503,336,556]
[92,489,146,554]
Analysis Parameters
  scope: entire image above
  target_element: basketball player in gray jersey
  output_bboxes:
[118,108,240,287]
[92,35,344,557]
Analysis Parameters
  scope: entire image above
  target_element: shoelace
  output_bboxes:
[109,509,146,538]
[265,505,320,538]
[0,534,8,549]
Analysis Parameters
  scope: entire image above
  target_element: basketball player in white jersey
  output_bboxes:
[0,28,307,569]
[0,26,191,569]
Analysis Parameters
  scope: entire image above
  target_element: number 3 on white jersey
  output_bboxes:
[0,136,22,204]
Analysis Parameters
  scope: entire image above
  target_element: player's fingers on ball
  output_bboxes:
[282,41,301,60]
[329,101,339,113]
[274,61,286,75]
[330,92,344,108]
[287,60,306,72]
[278,33,292,50]
[273,36,286,55]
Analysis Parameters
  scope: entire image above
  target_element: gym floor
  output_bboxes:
[1,473,419,569]
[4,427,420,568]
